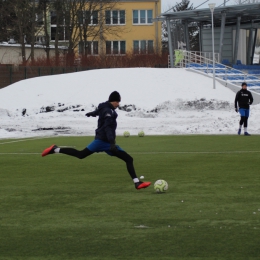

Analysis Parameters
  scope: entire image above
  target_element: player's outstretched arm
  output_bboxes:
[85,110,98,117]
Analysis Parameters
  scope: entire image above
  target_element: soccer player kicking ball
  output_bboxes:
[42,91,151,190]
[234,82,253,136]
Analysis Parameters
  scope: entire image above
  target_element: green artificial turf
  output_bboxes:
[0,135,260,260]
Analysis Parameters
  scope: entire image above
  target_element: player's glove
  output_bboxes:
[85,111,96,117]
[235,108,238,113]
[110,141,118,153]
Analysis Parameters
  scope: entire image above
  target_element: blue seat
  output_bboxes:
[247,76,259,80]
[215,69,226,74]
[230,70,244,75]
[222,59,230,66]
[215,64,226,68]
[186,63,204,69]
[248,70,260,75]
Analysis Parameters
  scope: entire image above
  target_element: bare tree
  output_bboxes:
[1,0,40,64]
[76,0,128,57]
[29,0,38,64]
[38,0,51,64]
[8,0,35,64]
[4,0,132,65]
[0,0,12,42]
[47,0,127,64]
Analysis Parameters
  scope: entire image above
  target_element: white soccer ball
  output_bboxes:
[138,131,145,137]
[123,131,130,137]
[154,180,168,193]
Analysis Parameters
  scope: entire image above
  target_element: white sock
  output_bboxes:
[133,178,140,183]
[244,127,247,132]
[239,125,242,129]
[54,148,60,153]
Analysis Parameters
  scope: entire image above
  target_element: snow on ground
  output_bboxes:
[0,67,260,139]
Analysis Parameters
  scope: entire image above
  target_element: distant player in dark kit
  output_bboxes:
[42,91,151,190]
[234,82,253,136]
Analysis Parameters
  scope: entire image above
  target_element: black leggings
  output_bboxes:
[240,116,248,128]
[59,147,137,179]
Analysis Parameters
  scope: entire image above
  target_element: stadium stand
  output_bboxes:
[175,51,260,93]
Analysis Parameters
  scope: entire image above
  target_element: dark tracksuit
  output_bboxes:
[93,101,118,143]
[59,101,138,180]
[234,89,253,128]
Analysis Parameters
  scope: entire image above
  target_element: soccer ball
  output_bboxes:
[154,180,168,193]
[138,131,145,137]
[124,131,130,137]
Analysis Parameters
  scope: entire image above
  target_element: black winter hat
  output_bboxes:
[108,91,121,102]
[241,82,247,86]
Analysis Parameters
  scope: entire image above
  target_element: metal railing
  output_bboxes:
[170,50,220,68]
[169,50,260,92]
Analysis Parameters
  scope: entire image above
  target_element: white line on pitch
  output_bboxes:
[0,136,50,145]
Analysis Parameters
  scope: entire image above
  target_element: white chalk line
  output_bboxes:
[0,136,50,145]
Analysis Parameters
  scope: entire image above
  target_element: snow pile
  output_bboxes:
[0,67,259,138]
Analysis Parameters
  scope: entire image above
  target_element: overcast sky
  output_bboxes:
[161,0,236,12]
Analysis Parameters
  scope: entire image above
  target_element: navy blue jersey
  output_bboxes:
[235,89,253,109]
[92,101,118,143]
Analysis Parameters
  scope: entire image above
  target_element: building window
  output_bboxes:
[147,40,153,53]
[36,12,43,26]
[51,27,69,41]
[50,10,69,41]
[106,41,126,54]
[78,11,98,25]
[133,40,153,54]
[79,41,98,55]
[105,10,125,25]
[35,36,45,44]
[90,11,98,25]
[133,10,153,24]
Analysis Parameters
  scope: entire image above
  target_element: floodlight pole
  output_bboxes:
[209,3,216,89]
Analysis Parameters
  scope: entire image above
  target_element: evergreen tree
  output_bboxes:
[162,0,199,52]
[173,0,193,11]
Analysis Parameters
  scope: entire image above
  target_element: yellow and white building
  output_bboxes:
[47,0,162,56]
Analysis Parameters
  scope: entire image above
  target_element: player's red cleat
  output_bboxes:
[42,144,57,157]
[135,181,151,190]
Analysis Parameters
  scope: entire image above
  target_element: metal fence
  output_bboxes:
[169,50,220,68]
[0,65,95,89]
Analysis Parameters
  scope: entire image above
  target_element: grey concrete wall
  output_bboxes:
[201,27,233,63]
[0,44,64,65]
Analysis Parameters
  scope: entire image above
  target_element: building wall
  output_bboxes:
[104,0,161,53]
[202,26,255,65]
[0,44,60,64]
[233,29,247,64]
[1,0,161,64]
[201,27,233,63]
[76,0,161,55]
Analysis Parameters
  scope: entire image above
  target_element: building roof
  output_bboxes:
[160,3,260,27]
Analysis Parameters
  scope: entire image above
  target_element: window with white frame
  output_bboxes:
[79,41,98,55]
[36,12,43,26]
[50,11,69,41]
[133,10,153,24]
[106,41,126,55]
[105,10,125,25]
[133,40,153,54]
[77,10,98,25]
